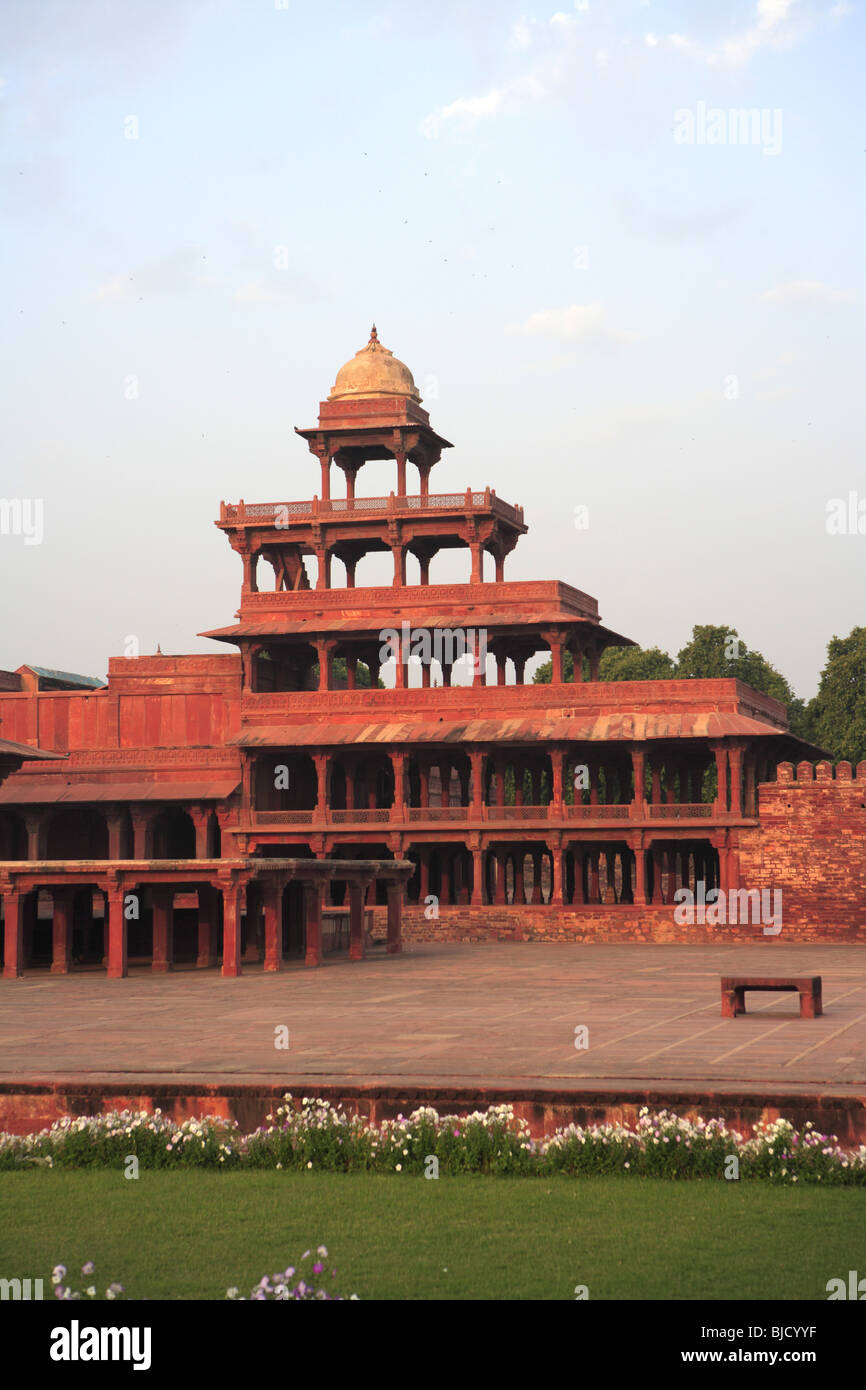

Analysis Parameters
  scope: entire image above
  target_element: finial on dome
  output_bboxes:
[369,323,379,343]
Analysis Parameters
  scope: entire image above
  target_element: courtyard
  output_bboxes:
[2,941,863,1093]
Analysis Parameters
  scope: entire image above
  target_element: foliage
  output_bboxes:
[805,627,866,763]
[3,1101,864,1186]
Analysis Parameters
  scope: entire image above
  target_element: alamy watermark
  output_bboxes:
[379,623,488,676]
[673,881,782,935]
[0,498,43,546]
[674,102,782,157]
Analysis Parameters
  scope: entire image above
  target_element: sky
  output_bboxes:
[0,0,863,699]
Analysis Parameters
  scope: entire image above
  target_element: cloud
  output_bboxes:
[505,303,640,346]
[759,280,855,305]
[646,1,836,67]
[234,281,296,305]
[509,17,533,50]
[421,73,545,138]
[614,193,745,245]
[93,248,207,302]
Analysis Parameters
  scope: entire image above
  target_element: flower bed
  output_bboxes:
[48,1248,356,1301]
[2,1099,864,1185]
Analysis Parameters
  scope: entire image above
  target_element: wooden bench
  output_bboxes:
[721,976,822,1019]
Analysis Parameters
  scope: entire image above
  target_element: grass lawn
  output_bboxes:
[1,1170,862,1300]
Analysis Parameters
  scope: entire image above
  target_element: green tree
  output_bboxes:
[534,645,675,684]
[598,646,676,681]
[675,624,808,736]
[805,627,866,763]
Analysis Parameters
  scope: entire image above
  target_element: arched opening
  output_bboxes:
[150,808,196,859]
[45,808,109,860]
[253,752,318,812]
[0,809,27,859]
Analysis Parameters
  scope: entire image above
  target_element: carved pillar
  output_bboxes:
[713,745,729,815]
[631,743,646,819]
[263,880,282,972]
[23,813,41,862]
[348,880,366,961]
[2,888,25,978]
[51,885,73,974]
[131,808,150,860]
[190,807,211,860]
[243,884,263,964]
[471,845,483,905]
[314,754,329,820]
[390,750,406,821]
[106,881,127,979]
[151,887,174,973]
[386,881,403,954]
[304,880,324,967]
[729,743,744,817]
[197,884,218,968]
[221,881,243,977]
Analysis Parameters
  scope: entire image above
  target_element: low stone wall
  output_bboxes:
[373,903,856,944]
[1,1080,863,1144]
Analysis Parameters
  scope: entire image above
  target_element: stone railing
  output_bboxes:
[219,490,524,528]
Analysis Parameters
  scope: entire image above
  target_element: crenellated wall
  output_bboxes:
[737,761,866,939]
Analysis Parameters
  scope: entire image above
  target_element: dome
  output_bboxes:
[328,325,421,403]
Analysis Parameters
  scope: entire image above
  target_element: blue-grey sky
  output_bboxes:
[1,0,863,698]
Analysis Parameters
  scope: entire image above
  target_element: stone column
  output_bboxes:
[493,849,507,904]
[50,886,73,974]
[386,881,403,954]
[634,843,647,906]
[630,744,646,819]
[390,750,406,822]
[106,882,127,979]
[197,884,218,968]
[552,845,566,905]
[729,744,744,817]
[221,882,243,977]
[151,887,174,973]
[713,745,729,815]
[263,880,282,972]
[107,812,125,861]
[530,849,542,904]
[314,754,329,820]
[2,888,25,977]
[471,845,483,905]
[349,881,366,961]
[131,807,150,860]
[304,880,324,967]
[190,807,211,860]
[513,850,525,905]
[243,885,263,964]
[573,848,585,904]
[23,814,41,862]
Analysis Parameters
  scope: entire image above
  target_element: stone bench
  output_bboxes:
[721,976,822,1019]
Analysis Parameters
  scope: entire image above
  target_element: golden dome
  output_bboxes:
[328,325,421,403]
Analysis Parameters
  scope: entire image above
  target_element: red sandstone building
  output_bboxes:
[0,330,859,979]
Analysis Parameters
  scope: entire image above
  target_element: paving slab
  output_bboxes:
[1,942,864,1092]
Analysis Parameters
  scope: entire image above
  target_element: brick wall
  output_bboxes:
[738,759,866,940]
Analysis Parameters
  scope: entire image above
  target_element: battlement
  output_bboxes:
[773,760,866,783]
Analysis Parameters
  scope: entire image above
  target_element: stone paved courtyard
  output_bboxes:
[1,943,864,1094]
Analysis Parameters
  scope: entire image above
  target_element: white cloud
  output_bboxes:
[505,303,639,345]
[759,280,855,305]
[644,33,659,48]
[93,248,206,303]
[421,73,545,138]
[234,281,294,305]
[509,18,532,50]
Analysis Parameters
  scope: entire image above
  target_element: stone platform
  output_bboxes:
[1,943,864,1139]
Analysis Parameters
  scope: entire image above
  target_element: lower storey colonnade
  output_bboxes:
[0,858,412,980]
[402,837,727,907]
